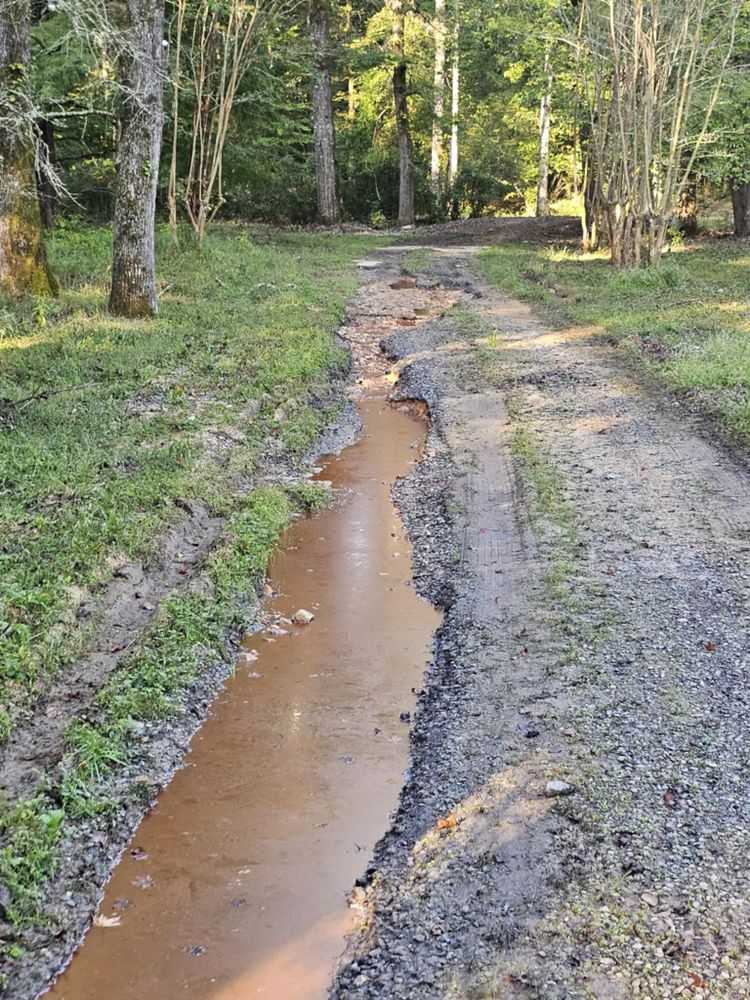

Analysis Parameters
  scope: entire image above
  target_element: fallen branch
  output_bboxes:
[0,383,96,429]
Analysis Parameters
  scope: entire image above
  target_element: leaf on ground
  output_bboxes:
[689,971,708,988]
[663,787,680,808]
[93,913,121,928]
[436,812,458,830]
[704,641,717,652]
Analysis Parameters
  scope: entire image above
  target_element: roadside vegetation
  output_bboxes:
[480,234,750,445]
[0,223,376,964]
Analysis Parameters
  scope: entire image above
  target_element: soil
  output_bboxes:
[330,224,750,998]
[10,215,750,998]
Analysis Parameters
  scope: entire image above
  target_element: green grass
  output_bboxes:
[0,223,378,960]
[479,238,750,443]
[0,222,377,734]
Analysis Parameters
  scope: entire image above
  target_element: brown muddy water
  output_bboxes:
[47,398,439,1000]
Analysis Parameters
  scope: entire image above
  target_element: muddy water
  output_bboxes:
[48,399,438,1000]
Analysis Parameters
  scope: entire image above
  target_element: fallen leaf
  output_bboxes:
[436,812,457,830]
[129,846,148,860]
[93,913,121,928]
[663,787,679,808]
[689,971,708,988]
[704,641,717,652]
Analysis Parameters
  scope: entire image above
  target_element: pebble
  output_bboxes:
[544,779,576,798]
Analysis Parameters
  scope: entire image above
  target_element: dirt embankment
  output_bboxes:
[333,232,750,999]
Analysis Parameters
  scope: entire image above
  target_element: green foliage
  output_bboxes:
[0,223,377,740]
[0,799,64,925]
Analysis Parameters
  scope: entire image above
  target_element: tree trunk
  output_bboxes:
[430,0,446,202]
[109,0,165,318]
[448,0,459,188]
[309,0,341,225]
[536,47,552,218]
[731,181,750,238]
[388,0,414,226]
[676,181,697,236]
[0,0,57,296]
[36,117,56,229]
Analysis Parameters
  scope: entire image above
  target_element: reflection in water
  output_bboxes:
[48,401,439,1000]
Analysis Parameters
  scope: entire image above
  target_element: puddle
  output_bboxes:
[47,398,439,1000]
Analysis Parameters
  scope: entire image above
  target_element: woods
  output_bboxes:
[1,0,748,282]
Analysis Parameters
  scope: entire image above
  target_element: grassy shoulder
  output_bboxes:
[0,223,376,970]
[0,223,376,734]
[478,236,750,445]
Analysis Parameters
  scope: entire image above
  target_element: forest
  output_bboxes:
[2,0,749,306]
[4,1,750,999]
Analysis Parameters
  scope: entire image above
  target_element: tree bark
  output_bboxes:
[676,181,697,236]
[309,0,341,225]
[36,117,56,229]
[731,181,750,238]
[430,0,446,202]
[109,0,165,318]
[0,0,57,296]
[448,0,459,188]
[536,46,552,218]
[388,0,414,226]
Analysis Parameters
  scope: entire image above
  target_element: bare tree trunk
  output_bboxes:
[36,117,56,229]
[309,0,341,225]
[536,46,552,217]
[731,181,750,237]
[448,0,459,187]
[430,0,446,202]
[388,0,414,226]
[0,0,57,296]
[676,181,697,236]
[109,0,165,317]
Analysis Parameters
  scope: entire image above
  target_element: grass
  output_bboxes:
[0,222,378,735]
[0,221,380,960]
[479,237,750,444]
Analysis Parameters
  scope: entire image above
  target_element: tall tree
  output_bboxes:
[448,0,459,187]
[387,0,414,225]
[109,0,165,317]
[309,0,341,224]
[430,0,446,201]
[536,44,552,217]
[0,0,57,296]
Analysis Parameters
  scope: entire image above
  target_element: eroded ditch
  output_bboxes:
[45,261,456,1000]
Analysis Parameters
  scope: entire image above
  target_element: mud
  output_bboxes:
[0,501,223,806]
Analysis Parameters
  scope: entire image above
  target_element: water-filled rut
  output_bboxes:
[47,397,439,1000]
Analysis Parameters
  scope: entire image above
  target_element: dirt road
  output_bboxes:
[333,231,750,998]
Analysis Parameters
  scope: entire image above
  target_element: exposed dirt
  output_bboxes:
[11,216,750,999]
[331,229,750,998]
[0,501,223,806]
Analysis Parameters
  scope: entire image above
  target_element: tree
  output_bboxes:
[109,0,165,317]
[536,43,552,217]
[387,0,415,225]
[430,0,446,201]
[0,0,57,296]
[577,0,741,267]
[309,0,341,224]
[448,0,458,187]
[168,0,281,246]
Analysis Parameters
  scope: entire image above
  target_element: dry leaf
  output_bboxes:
[436,812,457,830]
[94,913,121,928]
[689,971,708,988]
[704,641,717,652]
